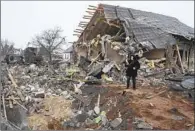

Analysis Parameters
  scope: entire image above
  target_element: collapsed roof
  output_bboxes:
[75,4,194,50]
[64,46,73,53]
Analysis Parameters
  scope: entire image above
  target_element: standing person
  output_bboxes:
[125,54,140,90]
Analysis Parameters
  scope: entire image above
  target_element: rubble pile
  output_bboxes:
[0,63,79,129]
[1,61,127,130]
[75,34,174,87]
[0,61,162,130]
[1,37,194,130]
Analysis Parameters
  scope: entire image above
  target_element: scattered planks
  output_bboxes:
[7,68,25,102]
[75,29,84,31]
[73,30,82,34]
[2,94,7,121]
[7,68,18,87]
[89,5,97,8]
[78,25,87,28]
[88,53,102,67]
[83,15,92,20]
[73,34,80,37]
[79,21,88,24]
[86,11,95,15]
[146,90,167,99]
[103,21,121,28]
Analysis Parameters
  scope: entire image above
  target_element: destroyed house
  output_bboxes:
[74,4,194,71]
[64,46,74,62]
[24,47,38,63]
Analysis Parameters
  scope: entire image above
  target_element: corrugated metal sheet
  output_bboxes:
[101,4,193,49]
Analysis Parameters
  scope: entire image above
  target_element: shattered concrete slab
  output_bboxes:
[181,78,195,90]
[5,105,29,130]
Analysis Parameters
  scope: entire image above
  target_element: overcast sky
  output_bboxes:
[1,1,194,49]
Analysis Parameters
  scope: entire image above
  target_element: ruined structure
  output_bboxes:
[64,46,74,63]
[73,4,194,72]
[24,47,38,64]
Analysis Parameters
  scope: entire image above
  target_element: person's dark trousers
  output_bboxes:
[126,76,131,89]
[126,76,136,89]
[132,76,136,90]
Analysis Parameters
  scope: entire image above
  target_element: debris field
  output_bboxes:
[1,3,194,131]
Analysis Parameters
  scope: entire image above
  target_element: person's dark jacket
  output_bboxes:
[125,56,140,77]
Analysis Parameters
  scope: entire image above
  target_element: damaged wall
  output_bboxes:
[188,44,194,71]
[174,35,195,71]
[106,42,124,64]
[143,49,165,60]
[88,44,102,60]
[75,45,88,58]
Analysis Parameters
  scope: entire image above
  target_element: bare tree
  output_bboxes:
[0,39,15,59]
[31,27,66,62]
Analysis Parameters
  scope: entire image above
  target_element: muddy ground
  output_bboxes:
[28,83,194,130]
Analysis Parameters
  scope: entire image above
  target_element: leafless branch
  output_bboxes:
[0,39,15,57]
[31,26,66,61]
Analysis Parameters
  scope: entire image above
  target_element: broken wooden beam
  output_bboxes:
[5,97,20,100]
[87,7,97,11]
[2,94,7,121]
[75,29,84,31]
[114,62,121,71]
[86,11,95,15]
[79,23,87,26]
[146,90,167,99]
[7,69,18,88]
[103,21,121,28]
[88,7,103,11]
[88,53,102,67]
[109,23,121,28]
[12,98,28,111]
[120,32,125,37]
[7,68,25,101]
[79,22,89,26]
[73,34,80,36]
[100,41,105,57]
[74,30,82,34]
[9,99,13,108]
[83,15,93,18]
[88,5,97,8]
[116,28,123,36]
[83,16,92,19]
[83,17,91,20]
[176,44,185,74]
[94,94,101,114]
[78,25,87,28]
[79,21,88,24]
